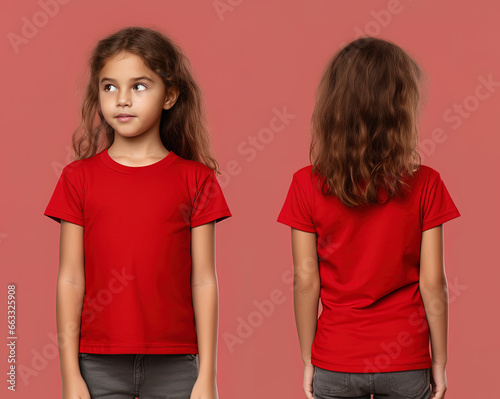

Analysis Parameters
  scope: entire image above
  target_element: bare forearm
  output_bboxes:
[192,280,218,380]
[420,282,448,366]
[56,279,85,380]
[294,279,320,365]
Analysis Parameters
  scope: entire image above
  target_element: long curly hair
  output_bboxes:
[71,26,220,173]
[310,36,425,207]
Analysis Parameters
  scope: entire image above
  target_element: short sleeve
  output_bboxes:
[421,172,461,231]
[44,165,84,226]
[190,170,232,228]
[276,174,316,233]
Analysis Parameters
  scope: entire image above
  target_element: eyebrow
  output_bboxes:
[100,76,155,84]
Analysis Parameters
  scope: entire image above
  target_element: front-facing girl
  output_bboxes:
[44,26,231,399]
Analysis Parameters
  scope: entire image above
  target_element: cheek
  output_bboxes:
[134,96,163,114]
[98,101,115,123]
[99,96,114,114]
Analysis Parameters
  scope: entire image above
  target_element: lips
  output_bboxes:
[116,114,135,117]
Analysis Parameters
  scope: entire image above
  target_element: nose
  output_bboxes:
[117,91,131,107]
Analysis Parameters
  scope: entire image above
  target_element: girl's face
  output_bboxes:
[98,51,178,139]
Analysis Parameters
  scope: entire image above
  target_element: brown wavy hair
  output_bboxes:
[310,36,425,207]
[71,26,220,173]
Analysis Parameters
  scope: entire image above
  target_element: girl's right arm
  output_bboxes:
[419,224,449,398]
[57,220,90,398]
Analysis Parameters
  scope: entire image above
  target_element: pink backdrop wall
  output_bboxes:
[1,0,497,397]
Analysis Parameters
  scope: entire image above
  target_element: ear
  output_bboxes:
[163,86,180,110]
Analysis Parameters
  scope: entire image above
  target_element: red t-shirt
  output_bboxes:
[277,164,461,373]
[44,148,232,354]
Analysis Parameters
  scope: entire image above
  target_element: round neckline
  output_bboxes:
[100,147,177,175]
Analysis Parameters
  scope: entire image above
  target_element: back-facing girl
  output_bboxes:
[277,36,460,399]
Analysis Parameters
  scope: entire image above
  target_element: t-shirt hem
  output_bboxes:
[79,343,198,355]
[44,209,84,226]
[191,209,232,227]
[311,357,432,373]
[422,209,461,231]
[276,215,316,233]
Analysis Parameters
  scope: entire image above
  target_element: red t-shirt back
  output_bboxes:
[277,164,461,373]
[44,148,232,354]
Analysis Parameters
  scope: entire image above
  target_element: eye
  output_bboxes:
[103,84,117,92]
[134,83,148,91]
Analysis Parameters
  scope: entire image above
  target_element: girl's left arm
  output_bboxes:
[190,221,219,395]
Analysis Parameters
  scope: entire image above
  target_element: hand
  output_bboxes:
[190,374,218,399]
[62,374,90,399]
[303,362,315,399]
[430,363,447,399]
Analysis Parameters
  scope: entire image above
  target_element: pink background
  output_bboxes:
[1,0,498,397]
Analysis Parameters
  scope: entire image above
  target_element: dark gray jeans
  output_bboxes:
[78,353,199,399]
[313,365,431,399]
